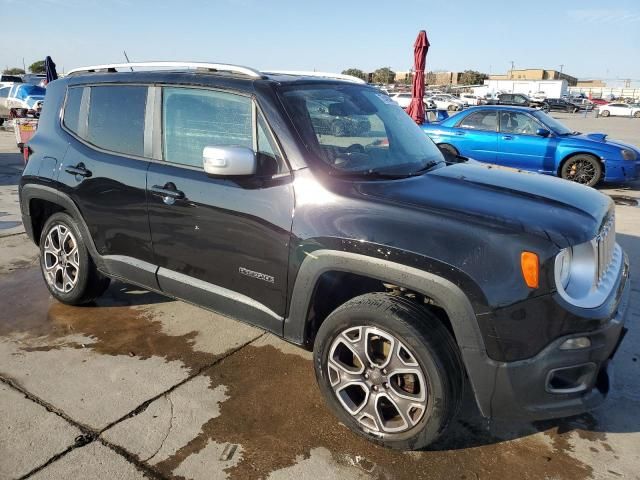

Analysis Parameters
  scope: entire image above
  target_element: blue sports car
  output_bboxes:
[421,105,640,186]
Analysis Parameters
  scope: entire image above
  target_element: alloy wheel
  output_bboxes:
[43,224,80,293]
[327,326,429,434]
[567,159,597,185]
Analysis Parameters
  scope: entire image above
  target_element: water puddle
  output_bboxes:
[0,220,22,230]
[609,195,639,207]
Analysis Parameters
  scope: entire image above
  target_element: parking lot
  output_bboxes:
[1,111,639,480]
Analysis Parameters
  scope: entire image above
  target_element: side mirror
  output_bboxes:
[202,146,256,176]
[536,128,551,137]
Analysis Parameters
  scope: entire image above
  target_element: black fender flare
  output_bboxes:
[283,249,499,416]
[20,184,104,269]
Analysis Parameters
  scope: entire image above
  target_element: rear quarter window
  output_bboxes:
[63,87,84,134]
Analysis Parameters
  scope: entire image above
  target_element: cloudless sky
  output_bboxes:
[2,0,639,82]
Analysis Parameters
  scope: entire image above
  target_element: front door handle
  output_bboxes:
[502,135,514,140]
[454,131,466,136]
[65,163,92,177]
[150,183,185,200]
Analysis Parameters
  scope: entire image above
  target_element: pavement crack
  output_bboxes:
[142,395,175,463]
[99,331,267,435]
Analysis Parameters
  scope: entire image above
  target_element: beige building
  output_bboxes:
[576,79,607,87]
[426,71,461,86]
[489,69,578,86]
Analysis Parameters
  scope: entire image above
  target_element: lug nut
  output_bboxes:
[364,373,369,379]
[382,369,387,375]
[372,385,378,391]
[383,382,389,389]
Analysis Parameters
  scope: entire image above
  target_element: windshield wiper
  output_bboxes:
[407,160,441,176]
[330,170,411,179]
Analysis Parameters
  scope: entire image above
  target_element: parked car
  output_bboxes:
[545,98,584,113]
[421,105,640,186]
[0,74,23,89]
[427,94,463,111]
[590,98,609,106]
[5,83,46,117]
[20,62,630,451]
[597,103,640,118]
[459,93,483,105]
[486,93,548,110]
[530,92,547,102]
[306,99,371,136]
[389,92,436,111]
[0,86,10,125]
[21,73,47,87]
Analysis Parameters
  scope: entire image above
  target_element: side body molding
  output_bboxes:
[284,249,497,417]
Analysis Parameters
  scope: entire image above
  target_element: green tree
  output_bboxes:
[29,60,46,74]
[459,70,488,85]
[372,67,396,84]
[2,67,25,75]
[341,68,367,81]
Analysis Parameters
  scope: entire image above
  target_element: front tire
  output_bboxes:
[560,154,602,187]
[601,110,610,117]
[39,212,110,305]
[634,111,640,118]
[313,293,463,450]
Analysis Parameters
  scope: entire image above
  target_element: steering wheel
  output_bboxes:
[345,143,365,154]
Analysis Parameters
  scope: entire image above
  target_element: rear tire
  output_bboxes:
[634,111,640,118]
[313,293,464,450]
[601,110,610,117]
[39,212,110,305]
[560,154,602,187]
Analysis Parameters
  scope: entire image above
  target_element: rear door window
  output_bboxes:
[458,111,497,131]
[87,85,147,157]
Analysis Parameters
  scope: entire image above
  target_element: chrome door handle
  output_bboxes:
[150,184,185,200]
[65,163,92,177]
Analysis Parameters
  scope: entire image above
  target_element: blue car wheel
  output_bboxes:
[560,154,602,187]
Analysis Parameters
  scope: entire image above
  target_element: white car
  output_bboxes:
[598,103,640,118]
[427,94,464,111]
[390,92,437,110]
[389,92,413,108]
[459,93,482,105]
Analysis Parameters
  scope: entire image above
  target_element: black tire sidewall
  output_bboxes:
[561,155,602,187]
[313,294,460,450]
[39,212,92,304]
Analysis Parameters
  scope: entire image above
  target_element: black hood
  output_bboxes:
[355,163,612,248]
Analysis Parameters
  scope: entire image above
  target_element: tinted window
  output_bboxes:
[62,87,84,135]
[512,95,528,105]
[87,85,147,157]
[458,110,498,130]
[499,111,542,135]
[0,87,9,98]
[163,87,252,168]
[257,112,285,175]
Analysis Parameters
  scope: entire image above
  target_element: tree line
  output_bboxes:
[341,67,487,85]
[3,61,46,76]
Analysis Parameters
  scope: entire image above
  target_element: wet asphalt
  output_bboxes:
[0,118,639,479]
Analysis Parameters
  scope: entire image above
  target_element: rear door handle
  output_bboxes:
[502,135,513,140]
[454,131,466,136]
[150,184,185,200]
[65,163,92,177]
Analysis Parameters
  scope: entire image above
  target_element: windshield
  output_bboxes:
[531,110,574,135]
[278,84,444,176]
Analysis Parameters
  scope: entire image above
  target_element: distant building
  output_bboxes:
[474,79,569,98]
[576,79,606,87]
[489,69,578,86]
[426,71,461,86]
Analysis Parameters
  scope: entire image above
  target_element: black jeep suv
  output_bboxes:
[19,63,630,450]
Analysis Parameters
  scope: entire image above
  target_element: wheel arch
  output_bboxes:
[284,250,485,354]
[557,151,604,177]
[20,184,102,266]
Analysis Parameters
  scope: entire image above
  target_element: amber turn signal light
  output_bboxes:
[521,251,539,289]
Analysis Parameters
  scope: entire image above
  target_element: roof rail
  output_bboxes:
[66,62,264,78]
[262,70,367,84]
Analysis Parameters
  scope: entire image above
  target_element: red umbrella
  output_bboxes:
[406,30,430,124]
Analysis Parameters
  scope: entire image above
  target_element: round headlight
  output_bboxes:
[554,242,598,304]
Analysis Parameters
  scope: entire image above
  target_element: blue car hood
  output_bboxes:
[572,132,639,152]
[356,162,612,248]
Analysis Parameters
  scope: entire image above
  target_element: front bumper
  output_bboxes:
[478,262,630,420]
[603,159,640,183]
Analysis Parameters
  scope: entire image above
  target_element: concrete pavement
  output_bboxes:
[0,117,639,479]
